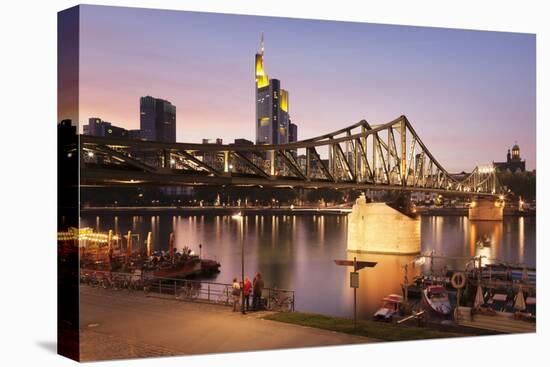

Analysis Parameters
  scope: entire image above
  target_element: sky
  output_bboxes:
[75,5,536,172]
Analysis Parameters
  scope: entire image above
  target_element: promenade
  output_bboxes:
[79,286,376,361]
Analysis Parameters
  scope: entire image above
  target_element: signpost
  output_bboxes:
[334,257,377,328]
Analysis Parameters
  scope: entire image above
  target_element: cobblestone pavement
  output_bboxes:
[80,329,184,361]
[79,286,375,361]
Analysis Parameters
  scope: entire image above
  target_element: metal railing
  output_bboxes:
[80,270,295,312]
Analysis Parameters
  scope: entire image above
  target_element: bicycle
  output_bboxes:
[88,273,102,288]
[268,289,294,312]
[215,286,231,305]
[176,282,201,301]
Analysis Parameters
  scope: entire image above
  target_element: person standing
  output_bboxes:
[252,274,258,310]
[243,276,252,311]
[252,272,264,310]
[231,277,241,312]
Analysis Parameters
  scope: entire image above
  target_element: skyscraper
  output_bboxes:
[255,34,290,146]
[289,121,298,158]
[140,96,176,142]
[289,122,298,143]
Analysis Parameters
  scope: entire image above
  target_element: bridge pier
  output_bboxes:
[468,198,504,221]
[347,194,420,255]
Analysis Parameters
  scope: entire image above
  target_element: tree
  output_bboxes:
[498,171,536,201]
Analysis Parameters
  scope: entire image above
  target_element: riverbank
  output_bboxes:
[417,207,535,217]
[81,205,350,216]
[80,205,534,217]
[79,286,374,361]
[263,312,468,342]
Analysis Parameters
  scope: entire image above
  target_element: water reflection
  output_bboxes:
[81,214,535,317]
[519,217,525,263]
[343,252,419,319]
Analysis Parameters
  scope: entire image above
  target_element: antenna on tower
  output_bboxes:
[260,32,265,54]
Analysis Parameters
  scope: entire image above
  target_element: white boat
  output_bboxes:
[373,294,404,322]
[422,285,451,316]
[476,235,491,248]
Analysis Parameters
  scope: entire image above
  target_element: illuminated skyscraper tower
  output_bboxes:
[255,33,290,145]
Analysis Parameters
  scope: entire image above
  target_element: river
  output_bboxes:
[80,213,536,318]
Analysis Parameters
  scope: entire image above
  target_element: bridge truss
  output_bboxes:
[78,115,501,196]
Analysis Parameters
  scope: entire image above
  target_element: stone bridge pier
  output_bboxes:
[468,197,504,221]
[347,194,420,255]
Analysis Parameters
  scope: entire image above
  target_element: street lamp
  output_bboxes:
[232,212,245,314]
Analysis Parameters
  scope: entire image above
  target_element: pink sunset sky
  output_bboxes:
[75,5,536,172]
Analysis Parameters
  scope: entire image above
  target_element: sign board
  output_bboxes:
[334,259,377,270]
[350,271,359,288]
[334,257,376,329]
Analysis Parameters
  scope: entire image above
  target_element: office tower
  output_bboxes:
[289,122,298,143]
[140,96,176,142]
[82,117,129,138]
[255,34,290,146]
[83,117,100,136]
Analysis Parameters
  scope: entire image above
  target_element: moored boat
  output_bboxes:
[150,259,202,278]
[373,294,404,322]
[476,234,491,248]
[200,258,221,276]
[422,285,451,316]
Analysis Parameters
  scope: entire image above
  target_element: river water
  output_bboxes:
[80,213,535,318]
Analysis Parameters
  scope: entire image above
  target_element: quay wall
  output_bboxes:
[81,206,533,217]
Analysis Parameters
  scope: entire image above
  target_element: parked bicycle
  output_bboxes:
[176,281,201,301]
[267,287,294,312]
[80,272,296,312]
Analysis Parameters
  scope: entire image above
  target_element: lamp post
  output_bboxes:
[232,212,245,314]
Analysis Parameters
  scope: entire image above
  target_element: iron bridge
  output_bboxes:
[76,115,502,197]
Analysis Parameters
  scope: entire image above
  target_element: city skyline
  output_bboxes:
[74,5,536,172]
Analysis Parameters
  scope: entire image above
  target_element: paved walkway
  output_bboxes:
[79,286,376,361]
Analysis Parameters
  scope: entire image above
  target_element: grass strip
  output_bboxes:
[263,312,466,341]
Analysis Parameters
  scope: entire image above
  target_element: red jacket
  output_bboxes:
[243,279,252,296]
